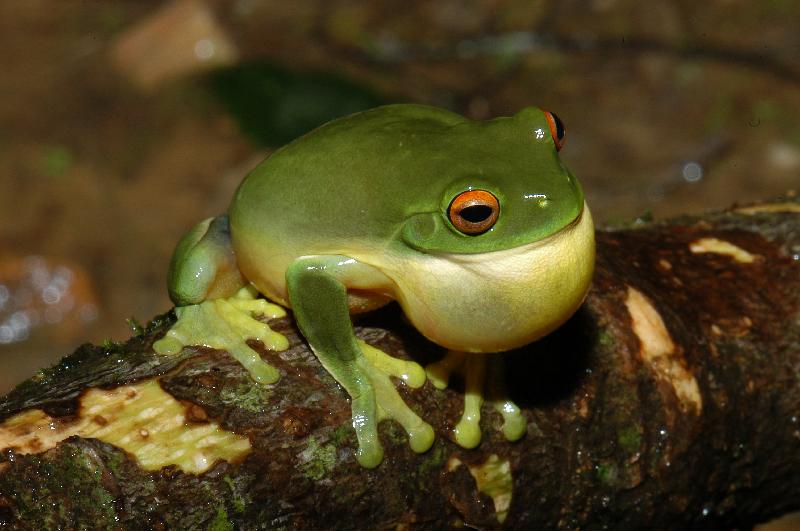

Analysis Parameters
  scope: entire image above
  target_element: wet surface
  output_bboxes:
[0,1,798,397]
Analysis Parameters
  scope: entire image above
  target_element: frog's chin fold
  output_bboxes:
[389,203,595,353]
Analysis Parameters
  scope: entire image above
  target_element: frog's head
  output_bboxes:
[389,107,595,353]
[399,107,583,254]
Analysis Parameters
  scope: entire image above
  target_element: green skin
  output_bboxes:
[160,104,595,467]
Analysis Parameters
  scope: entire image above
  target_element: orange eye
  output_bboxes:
[544,110,566,151]
[448,190,500,235]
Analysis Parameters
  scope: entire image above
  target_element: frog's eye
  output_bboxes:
[448,190,500,235]
[544,111,565,151]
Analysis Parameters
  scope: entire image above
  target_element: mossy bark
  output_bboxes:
[1,198,799,529]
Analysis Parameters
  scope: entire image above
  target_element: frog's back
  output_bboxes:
[231,104,467,240]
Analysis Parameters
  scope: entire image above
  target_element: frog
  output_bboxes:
[153,104,595,468]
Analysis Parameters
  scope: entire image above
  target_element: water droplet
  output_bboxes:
[42,285,61,305]
[682,162,703,183]
[0,325,14,344]
[9,311,31,332]
[26,256,49,289]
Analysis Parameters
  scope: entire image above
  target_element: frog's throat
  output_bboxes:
[388,203,595,353]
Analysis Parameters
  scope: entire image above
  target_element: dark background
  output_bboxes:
[1,0,797,397]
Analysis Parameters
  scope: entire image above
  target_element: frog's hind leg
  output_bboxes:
[426,352,526,448]
[286,255,434,468]
[155,215,288,384]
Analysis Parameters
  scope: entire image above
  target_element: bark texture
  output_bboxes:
[0,198,799,530]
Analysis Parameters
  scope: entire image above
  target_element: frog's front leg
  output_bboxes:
[154,215,288,384]
[286,256,434,468]
[426,352,527,448]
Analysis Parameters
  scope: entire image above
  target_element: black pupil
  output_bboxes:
[460,204,493,223]
[551,112,565,140]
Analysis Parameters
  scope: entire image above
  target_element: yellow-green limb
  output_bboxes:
[487,356,527,442]
[454,354,487,448]
[154,287,288,384]
[285,255,434,468]
[425,351,526,448]
[358,341,434,454]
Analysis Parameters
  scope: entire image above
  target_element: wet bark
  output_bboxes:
[0,198,799,530]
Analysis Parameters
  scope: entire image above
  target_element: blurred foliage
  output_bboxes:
[41,145,73,178]
[208,61,385,147]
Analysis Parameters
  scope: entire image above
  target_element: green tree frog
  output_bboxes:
[154,104,595,468]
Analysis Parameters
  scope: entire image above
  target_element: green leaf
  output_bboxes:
[208,61,385,146]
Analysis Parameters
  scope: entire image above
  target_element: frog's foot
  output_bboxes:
[153,286,289,384]
[339,341,434,468]
[426,351,526,449]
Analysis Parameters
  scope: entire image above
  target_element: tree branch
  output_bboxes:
[0,197,799,529]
